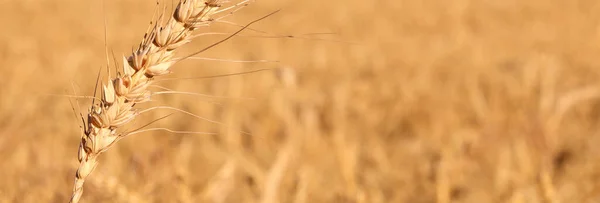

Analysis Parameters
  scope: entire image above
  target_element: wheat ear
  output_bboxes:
[69,1,252,202]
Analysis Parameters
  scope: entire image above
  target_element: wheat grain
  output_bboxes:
[69,1,254,202]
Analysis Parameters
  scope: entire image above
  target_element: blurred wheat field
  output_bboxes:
[3,0,600,202]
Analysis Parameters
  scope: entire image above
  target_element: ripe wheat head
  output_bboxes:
[68,0,264,202]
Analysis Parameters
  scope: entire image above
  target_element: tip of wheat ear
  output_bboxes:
[69,1,245,202]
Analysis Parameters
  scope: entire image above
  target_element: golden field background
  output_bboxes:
[2,0,600,202]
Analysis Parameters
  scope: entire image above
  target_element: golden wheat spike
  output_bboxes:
[69,1,253,202]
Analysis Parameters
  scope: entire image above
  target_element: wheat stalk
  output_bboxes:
[68,0,257,202]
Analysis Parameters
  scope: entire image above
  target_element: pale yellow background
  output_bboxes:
[1,0,600,202]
